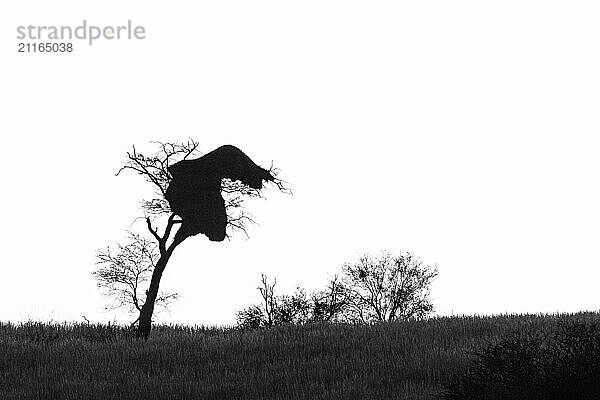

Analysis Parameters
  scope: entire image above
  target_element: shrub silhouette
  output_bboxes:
[236,275,312,328]
[441,321,600,400]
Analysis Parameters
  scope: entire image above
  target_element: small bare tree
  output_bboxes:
[258,274,277,326]
[236,274,276,328]
[341,251,438,323]
[93,233,178,327]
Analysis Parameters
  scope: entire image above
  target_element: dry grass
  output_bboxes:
[1,312,598,399]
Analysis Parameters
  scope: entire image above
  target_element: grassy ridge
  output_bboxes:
[1,313,599,400]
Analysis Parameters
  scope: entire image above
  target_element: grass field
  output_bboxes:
[1,312,599,400]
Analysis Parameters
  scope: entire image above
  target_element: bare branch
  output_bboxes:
[146,217,163,245]
[116,139,202,211]
[268,165,293,195]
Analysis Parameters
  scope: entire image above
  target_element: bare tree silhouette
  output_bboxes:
[94,232,178,328]
[341,251,438,322]
[101,139,286,339]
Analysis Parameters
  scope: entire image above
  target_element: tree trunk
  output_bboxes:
[137,218,190,340]
[137,250,173,340]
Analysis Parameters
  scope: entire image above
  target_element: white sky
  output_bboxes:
[1,1,599,325]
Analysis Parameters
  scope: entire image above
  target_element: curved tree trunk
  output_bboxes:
[137,222,189,340]
[137,250,172,339]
